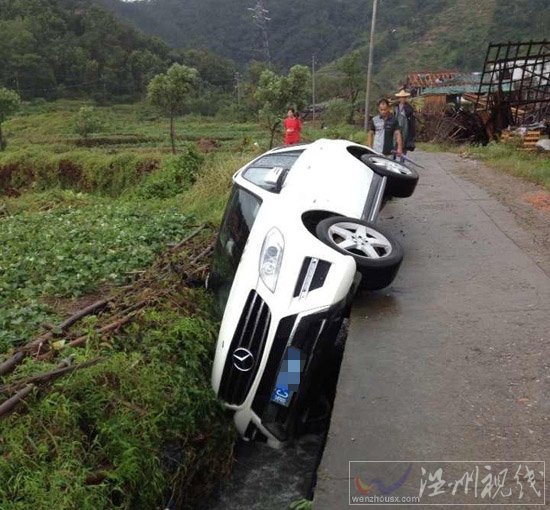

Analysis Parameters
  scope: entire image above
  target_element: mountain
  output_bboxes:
[98,0,549,88]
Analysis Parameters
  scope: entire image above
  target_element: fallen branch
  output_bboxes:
[188,242,215,266]
[0,297,113,377]
[0,385,34,419]
[0,358,103,396]
[67,311,142,348]
[0,226,215,421]
[0,352,25,378]
[57,297,113,331]
[171,225,206,251]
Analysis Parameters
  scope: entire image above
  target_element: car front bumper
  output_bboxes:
[215,271,358,444]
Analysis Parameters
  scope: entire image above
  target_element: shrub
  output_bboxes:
[73,106,103,140]
[216,102,250,123]
[136,144,204,199]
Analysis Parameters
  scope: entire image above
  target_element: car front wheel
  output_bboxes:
[316,216,403,290]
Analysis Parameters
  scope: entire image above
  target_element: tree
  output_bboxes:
[324,98,349,127]
[73,106,103,141]
[176,49,236,91]
[147,63,198,154]
[336,50,365,124]
[254,65,310,148]
[0,87,20,151]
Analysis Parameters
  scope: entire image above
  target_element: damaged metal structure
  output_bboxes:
[475,40,550,128]
[414,40,549,146]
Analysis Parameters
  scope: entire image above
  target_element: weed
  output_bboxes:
[136,144,205,199]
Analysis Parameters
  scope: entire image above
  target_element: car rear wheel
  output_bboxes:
[361,154,419,198]
[316,216,403,290]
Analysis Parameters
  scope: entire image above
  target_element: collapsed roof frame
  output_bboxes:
[475,40,550,126]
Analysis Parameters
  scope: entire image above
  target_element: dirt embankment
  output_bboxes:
[449,153,550,276]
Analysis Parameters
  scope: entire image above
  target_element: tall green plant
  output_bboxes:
[336,50,364,124]
[0,87,20,151]
[147,64,198,154]
[73,106,103,141]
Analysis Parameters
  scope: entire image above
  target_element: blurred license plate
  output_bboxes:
[270,346,304,407]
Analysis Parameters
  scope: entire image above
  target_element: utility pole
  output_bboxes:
[364,0,379,131]
[235,72,242,106]
[312,55,316,128]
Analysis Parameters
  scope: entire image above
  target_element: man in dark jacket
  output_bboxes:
[394,89,416,159]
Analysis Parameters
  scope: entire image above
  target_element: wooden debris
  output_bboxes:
[0,385,34,419]
[0,358,103,397]
[416,110,488,144]
[0,297,113,377]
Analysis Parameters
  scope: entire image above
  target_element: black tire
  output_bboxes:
[316,216,403,290]
[360,154,419,198]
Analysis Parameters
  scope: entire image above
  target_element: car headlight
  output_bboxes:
[259,227,284,292]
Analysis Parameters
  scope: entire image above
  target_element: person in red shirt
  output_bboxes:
[283,108,302,145]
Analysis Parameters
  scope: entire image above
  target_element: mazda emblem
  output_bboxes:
[232,348,254,372]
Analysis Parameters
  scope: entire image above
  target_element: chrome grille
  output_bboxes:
[218,290,271,405]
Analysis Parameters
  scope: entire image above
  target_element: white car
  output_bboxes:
[208,139,418,446]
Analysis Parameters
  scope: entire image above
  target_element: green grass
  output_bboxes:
[0,302,235,510]
[0,100,271,197]
[418,141,550,190]
[179,151,255,223]
[3,100,263,154]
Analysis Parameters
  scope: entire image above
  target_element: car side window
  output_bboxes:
[219,187,262,265]
[210,187,262,315]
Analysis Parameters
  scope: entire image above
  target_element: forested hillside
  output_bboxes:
[0,0,239,101]
[0,0,172,99]
[2,0,547,101]
[100,0,549,87]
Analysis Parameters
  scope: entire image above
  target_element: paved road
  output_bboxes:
[314,151,550,509]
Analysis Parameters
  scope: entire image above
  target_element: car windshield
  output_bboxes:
[209,186,262,316]
[242,151,304,192]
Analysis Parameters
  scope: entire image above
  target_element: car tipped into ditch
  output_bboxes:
[208,139,418,446]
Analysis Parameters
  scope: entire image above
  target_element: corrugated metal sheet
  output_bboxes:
[422,82,513,95]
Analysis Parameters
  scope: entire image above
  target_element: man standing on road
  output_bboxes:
[367,98,403,157]
[394,89,416,160]
[283,108,302,145]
